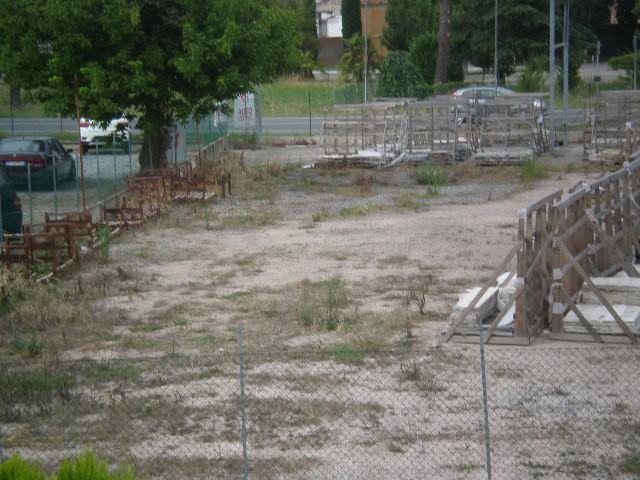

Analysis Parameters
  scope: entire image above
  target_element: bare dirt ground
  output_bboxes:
[44,145,596,357]
[4,145,639,480]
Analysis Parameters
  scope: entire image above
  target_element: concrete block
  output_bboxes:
[449,287,499,327]
[580,277,640,306]
[564,304,640,335]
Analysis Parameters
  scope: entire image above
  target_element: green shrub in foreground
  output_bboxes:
[0,456,46,480]
[0,451,141,480]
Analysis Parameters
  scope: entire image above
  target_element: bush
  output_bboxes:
[0,452,140,480]
[0,456,46,480]
[413,164,445,193]
[378,51,421,98]
[521,158,549,182]
[516,58,546,93]
[55,451,140,480]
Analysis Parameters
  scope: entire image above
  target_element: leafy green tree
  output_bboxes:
[0,0,300,169]
[296,0,320,76]
[434,0,450,83]
[451,0,595,85]
[383,0,438,52]
[409,33,438,84]
[515,57,547,92]
[378,50,421,97]
[342,0,363,39]
[340,34,380,82]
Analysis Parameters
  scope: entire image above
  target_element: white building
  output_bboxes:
[316,0,342,39]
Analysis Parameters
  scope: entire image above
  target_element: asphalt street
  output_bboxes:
[0,111,582,138]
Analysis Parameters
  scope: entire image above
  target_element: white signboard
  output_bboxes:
[234,92,255,130]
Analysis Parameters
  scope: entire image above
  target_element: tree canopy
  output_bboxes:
[0,0,301,168]
[378,50,421,97]
[342,0,363,39]
[383,0,438,52]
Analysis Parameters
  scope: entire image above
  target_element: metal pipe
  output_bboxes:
[495,0,499,90]
[563,0,570,147]
[550,0,556,154]
[364,0,368,103]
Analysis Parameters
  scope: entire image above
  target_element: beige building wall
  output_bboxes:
[361,0,388,57]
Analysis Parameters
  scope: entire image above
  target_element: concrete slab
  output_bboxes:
[564,304,640,334]
[580,277,640,305]
[449,286,499,327]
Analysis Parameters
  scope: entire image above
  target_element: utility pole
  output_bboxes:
[495,0,499,91]
[364,0,368,103]
[550,0,556,153]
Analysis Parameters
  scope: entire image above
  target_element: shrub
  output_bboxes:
[55,451,140,480]
[378,51,421,98]
[413,164,445,194]
[0,455,46,480]
[521,159,549,182]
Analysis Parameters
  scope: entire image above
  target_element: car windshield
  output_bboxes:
[0,139,44,153]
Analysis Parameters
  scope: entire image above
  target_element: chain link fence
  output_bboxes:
[19,113,228,226]
[1,331,638,479]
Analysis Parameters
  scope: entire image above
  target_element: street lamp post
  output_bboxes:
[364,0,368,103]
[495,0,499,91]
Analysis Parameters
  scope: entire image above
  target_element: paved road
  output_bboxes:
[0,116,327,136]
[1,111,582,138]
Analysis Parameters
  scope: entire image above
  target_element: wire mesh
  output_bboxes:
[1,342,638,479]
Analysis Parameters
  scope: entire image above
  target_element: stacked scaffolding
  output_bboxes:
[319,95,549,166]
[584,90,640,162]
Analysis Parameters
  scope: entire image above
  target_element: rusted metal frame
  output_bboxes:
[554,285,604,343]
[554,237,637,343]
[442,243,519,342]
[586,210,639,277]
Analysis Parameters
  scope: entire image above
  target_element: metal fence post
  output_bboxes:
[53,153,58,214]
[27,162,33,224]
[238,323,249,480]
[479,322,492,479]
[112,133,117,187]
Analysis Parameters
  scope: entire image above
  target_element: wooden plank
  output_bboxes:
[586,210,639,277]
[548,332,635,344]
[555,237,637,343]
[443,243,519,342]
[450,335,531,346]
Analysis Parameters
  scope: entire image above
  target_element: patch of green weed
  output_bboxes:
[521,158,549,182]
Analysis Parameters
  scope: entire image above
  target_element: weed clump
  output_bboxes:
[296,278,347,332]
[413,163,445,194]
[521,158,549,182]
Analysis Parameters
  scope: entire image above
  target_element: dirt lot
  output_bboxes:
[4,145,639,480]
[3,144,598,357]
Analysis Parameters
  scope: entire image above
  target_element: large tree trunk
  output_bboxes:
[138,128,170,171]
[434,0,450,84]
[10,85,21,109]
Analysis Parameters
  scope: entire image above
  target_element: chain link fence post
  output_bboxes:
[238,323,249,480]
[479,323,492,479]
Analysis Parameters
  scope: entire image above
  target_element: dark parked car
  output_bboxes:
[0,165,22,234]
[0,137,76,189]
